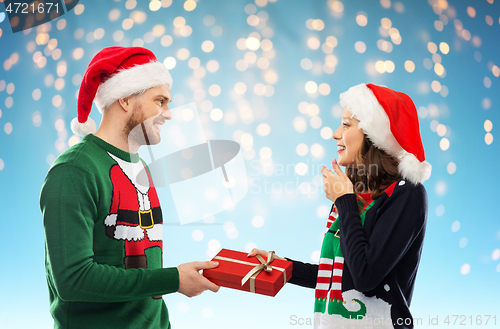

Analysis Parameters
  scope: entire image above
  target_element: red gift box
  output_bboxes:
[203,249,293,297]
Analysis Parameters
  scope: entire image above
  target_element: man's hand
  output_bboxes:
[177,261,220,297]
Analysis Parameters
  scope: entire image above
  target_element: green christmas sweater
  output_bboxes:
[40,134,179,329]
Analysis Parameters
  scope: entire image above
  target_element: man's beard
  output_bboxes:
[124,103,161,148]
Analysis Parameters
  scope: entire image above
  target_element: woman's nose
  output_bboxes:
[332,126,341,140]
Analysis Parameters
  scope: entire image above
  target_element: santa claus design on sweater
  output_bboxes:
[104,153,163,270]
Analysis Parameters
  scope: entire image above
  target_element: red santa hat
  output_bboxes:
[71,46,173,137]
[339,83,432,184]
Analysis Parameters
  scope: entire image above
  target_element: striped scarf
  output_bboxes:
[314,193,375,318]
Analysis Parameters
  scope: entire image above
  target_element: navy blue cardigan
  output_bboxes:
[287,179,428,329]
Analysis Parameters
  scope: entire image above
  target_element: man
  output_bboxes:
[40,46,219,329]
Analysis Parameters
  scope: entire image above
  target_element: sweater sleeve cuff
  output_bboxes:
[284,257,318,289]
[335,193,358,217]
[149,267,180,295]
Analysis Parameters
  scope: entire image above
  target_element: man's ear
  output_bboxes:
[118,96,133,113]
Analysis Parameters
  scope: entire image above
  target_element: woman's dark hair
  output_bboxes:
[345,135,401,214]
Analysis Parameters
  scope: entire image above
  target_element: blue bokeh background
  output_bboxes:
[0,0,499,328]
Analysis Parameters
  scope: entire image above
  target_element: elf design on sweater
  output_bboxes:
[314,206,367,319]
[314,191,392,328]
[104,153,163,270]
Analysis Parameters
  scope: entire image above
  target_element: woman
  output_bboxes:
[250,83,431,329]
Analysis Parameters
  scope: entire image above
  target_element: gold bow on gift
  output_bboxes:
[214,251,287,293]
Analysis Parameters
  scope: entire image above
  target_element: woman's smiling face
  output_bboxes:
[332,108,365,167]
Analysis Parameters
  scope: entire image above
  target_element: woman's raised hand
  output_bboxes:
[321,158,354,203]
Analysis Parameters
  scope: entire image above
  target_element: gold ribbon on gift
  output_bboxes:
[213,251,287,293]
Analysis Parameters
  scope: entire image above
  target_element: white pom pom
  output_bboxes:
[71,117,97,137]
[398,152,432,184]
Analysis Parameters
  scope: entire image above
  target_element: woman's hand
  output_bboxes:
[247,248,286,260]
[321,158,354,203]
